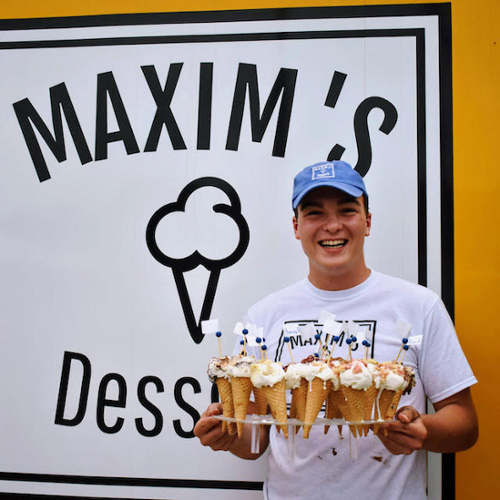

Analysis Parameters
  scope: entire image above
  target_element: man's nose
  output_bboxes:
[323,214,342,232]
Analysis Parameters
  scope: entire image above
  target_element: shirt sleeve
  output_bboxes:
[418,298,477,403]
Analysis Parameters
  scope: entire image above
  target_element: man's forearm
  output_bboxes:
[421,389,478,453]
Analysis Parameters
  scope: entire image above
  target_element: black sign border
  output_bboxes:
[0,2,454,497]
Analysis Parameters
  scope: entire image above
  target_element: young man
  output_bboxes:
[194,161,478,499]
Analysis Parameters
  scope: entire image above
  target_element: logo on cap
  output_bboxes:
[311,163,335,180]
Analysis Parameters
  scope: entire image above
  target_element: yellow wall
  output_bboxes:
[2,0,499,498]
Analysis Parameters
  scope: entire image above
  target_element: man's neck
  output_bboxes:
[307,266,371,291]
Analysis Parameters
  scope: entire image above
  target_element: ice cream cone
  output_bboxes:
[362,384,377,436]
[253,386,268,416]
[216,377,236,435]
[262,380,288,438]
[342,386,367,437]
[385,389,404,419]
[373,388,397,435]
[330,389,350,435]
[303,378,331,439]
[231,376,253,438]
[291,378,308,422]
[289,393,296,419]
[324,389,343,435]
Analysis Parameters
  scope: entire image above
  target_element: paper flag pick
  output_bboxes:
[245,323,258,337]
[395,318,412,338]
[201,319,220,334]
[407,335,422,345]
[283,324,299,336]
[356,328,366,343]
[233,322,245,334]
[318,310,337,325]
[233,322,260,347]
[323,318,343,336]
[347,320,359,336]
[298,323,317,340]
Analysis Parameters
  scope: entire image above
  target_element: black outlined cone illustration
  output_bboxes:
[146,177,250,344]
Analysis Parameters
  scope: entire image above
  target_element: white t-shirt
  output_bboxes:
[243,271,477,500]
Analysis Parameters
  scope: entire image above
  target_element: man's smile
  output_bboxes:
[319,239,347,248]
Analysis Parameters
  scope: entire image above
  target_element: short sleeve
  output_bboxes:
[418,298,477,403]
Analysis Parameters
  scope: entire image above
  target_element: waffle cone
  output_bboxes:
[373,388,396,435]
[262,380,288,438]
[362,384,377,436]
[216,378,235,435]
[231,376,253,438]
[330,389,353,436]
[253,387,268,416]
[324,389,343,435]
[303,378,330,439]
[291,378,308,422]
[342,386,365,422]
[385,390,404,419]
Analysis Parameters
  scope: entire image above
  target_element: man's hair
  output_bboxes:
[294,193,369,218]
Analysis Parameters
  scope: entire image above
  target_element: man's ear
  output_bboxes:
[293,215,300,240]
[365,212,372,236]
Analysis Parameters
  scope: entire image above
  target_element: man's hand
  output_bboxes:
[193,401,270,459]
[193,403,239,452]
[376,406,428,455]
[376,388,478,455]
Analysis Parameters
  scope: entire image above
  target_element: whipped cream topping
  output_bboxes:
[340,359,373,390]
[226,355,256,378]
[374,361,414,391]
[207,355,231,382]
[299,360,334,382]
[285,363,311,389]
[250,359,285,388]
[327,358,344,391]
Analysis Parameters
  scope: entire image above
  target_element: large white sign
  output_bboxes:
[0,5,453,499]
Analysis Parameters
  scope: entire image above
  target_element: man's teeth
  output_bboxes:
[320,239,346,248]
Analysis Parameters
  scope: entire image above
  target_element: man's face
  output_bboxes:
[293,187,371,285]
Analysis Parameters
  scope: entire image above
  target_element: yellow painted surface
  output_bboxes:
[1,0,499,498]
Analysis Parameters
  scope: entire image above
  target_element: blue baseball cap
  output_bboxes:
[292,161,368,209]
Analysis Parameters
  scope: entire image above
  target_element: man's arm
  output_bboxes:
[377,387,478,455]
[193,402,270,460]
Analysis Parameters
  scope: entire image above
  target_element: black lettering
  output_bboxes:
[290,336,303,349]
[142,64,186,151]
[173,377,201,438]
[95,72,140,161]
[54,351,91,426]
[197,63,213,150]
[303,338,313,347]
[226,63,297,157]
[135,375,164,437]
[96,373,127,434]
[352,96,398,176]
[13,83,92,182]
[324,71,347,108]
[337,331,346,347]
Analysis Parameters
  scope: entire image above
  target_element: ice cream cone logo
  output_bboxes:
[146,177,250,344]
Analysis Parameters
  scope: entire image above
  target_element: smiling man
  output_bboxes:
[194,161,478,500]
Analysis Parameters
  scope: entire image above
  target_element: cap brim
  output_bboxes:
[292,180,365,209]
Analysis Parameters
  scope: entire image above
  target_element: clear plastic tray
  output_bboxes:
[212,415,391,459]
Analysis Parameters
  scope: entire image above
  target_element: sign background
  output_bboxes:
[0,0,496,500]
